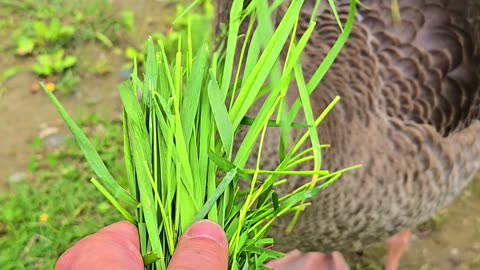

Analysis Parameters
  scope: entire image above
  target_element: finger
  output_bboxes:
[168,220,228,270]
[55,221,143,270]
[331,252,349,270]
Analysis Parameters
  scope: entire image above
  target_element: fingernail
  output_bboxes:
[184,220,227,248]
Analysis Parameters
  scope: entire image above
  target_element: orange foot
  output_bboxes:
[265,229,411,270]
[265,250,349,270]
[385,229,411,270]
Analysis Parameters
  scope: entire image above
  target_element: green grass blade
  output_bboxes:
[173,0,201,24]
[193,169,238,222]
[327,0,344,32]
[287,0,357,124]
[123,110,138,201]
[144,38,158,108]
[118,82,163,266]
[229,0,304,129]
[240,116,308,128]
[181,43,208,144]
[286,61,322,231]
[41,83,138,208]
[207,72,234,156]
[208,150,251,181]
[220,0,246,95]
[90,177,136,224]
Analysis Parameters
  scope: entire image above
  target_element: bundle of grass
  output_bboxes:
[43,0,358,269]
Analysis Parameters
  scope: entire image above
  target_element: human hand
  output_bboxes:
[55,219,347,270]
[55,219,228,270]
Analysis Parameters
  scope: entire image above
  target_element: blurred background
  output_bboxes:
[0,1,478,269]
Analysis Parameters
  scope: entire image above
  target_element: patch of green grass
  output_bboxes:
[12,18,75,56]
[0,173,122,270]
[3,0,132,51]
[1,0,211,95]
[0,113,126,270]
[0,0,133,94]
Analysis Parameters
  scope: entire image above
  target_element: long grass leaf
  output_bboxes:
[220,0,245,95]
[118,82,163,266]
[181,43,208,143]
[90,177,136,224]
[193,169,238,222]
[207,73,234,156]
[41,83,138,207]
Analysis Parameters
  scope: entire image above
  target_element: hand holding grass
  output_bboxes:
[55,220,228,270]
[55,218,349,270]
[44,0,358,269]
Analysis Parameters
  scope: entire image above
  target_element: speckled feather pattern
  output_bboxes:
[216,0,480,252]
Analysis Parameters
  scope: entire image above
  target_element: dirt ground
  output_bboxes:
[0,1,479,269]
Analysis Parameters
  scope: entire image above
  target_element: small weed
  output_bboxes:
[89,58,113,75]
[46,153,60,167]
[27,157,39,173]
[31,137,44,151]
[32,50,77,77]
[13,18,75,56]
[123,46,147,69]
[120,10,135,32]
[55,70,80,95]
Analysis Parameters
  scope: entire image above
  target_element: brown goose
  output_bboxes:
[215,0,480,269]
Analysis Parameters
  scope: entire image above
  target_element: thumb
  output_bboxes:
[168,220,228,270]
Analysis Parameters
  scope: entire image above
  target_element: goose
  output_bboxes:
[214,0,480,269]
